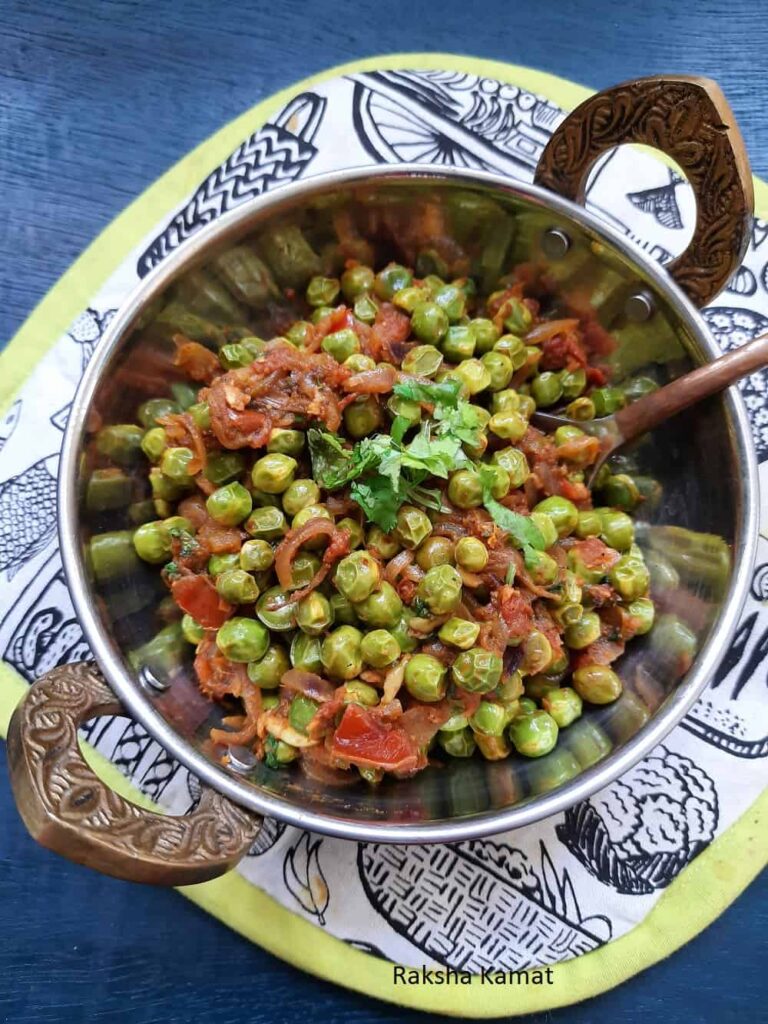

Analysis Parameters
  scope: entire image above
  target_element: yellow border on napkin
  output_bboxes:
[1,54,767,1015]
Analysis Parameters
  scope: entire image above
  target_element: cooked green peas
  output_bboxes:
[526,549,559,586]
[498,671,524,702]
[335,551,381,603]
[484,464,510,499]
[341,264,375,300]
[293,504,336,535]
[90,530,141,581]
[400,344,443,379]
[289,552,321,589]
[321,625,364,680]
[250,454,297,495]
[566,396,596,420]
[542,687,583,728]
[470,701,507,736]
[216,569,260,604]
[219,343,254,369]
[502,297,533,335]
[387,395,421,429]
[433,283,466,321]
[239,539,274,572]
[286,320,314,347]
[306,275,340,307]
[247,644,290,689]
[489,410,527,441]
[354,582,403,629]
[600,473,641,511]
[208,552,239,577]
[141,427,167,463]
[520,630,553,675]
[591,386,625,416]
[354,295,378,324]
[404,654,447,702]
[137,397,177,428]
[267,428,305,457]
[204,451,246,486]
[439,325,474,363]
[133,521,172,563]
[188,400,211,429]
[245,505,288,540]
[296,592,334,636]
[345,353,376,373]
[438,729,477,757]
[508,710,559,757]
[256,587,297,631]
[492,447,530,488]
[290,632,323,672]
[564,610,601,649]
[481,351,514,392]
[475,734,511,760]
[375,264,412,300]
[336,517,364,549]
[609,554,650,601]
[575,509,602,538]
[438,617,481,650]
[531,372,563,408]
[96,424,144,466]
[281,479,321,518]
[264,735,299,767]
[533,495,579,538]
[628,597,655,635]
[360,629,400,668]
[411,301,449,345]
[393,285,429,313]
[448,469,483,509]
[470,318,499,354]
[494,334,527,369]
[454,358,491,395]
[341,680,380,706]
[216,617,269,662]
[416,536,455,570]
[417,564,463,615]
[160,447,195,484]
[329,592,358,626]
[206,482,252,526]
[344,395,383,438]
[455,536,488,572]
[322,327,360,363]
[181,614,205,645]
[289,694,319,734]
[561,368,587,399]
[390,613,418,652]
[572,665,623,704]
[451,647,503,693]
[529,512,558,550]
[491,388,519,414]
[395,506,432,549]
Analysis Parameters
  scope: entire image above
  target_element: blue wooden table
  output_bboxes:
[1,1,766,1020]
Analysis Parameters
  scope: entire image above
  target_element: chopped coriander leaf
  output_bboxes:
[393,378,462,408]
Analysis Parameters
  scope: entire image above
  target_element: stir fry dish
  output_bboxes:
[97,258,659,783]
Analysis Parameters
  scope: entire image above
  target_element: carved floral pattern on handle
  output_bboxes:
[534,76,754,308]
[7,662,261,885]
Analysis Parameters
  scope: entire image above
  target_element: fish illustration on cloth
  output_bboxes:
[0,454,59,578]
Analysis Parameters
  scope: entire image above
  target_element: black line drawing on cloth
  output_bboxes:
[50,403,71,432]
[283,831,329,924]
[0,455,59,579]
[753,219,768,252]
[0,556,90,680]
[67,307,117,369]
[702,307,768,462]
[350,70,561,177]
[0,400,21,453]
[556,746,718,894]
[137,92,327,277]
[753,564,768,600]
[726,264,757,297]
[358,838,611,972]
[627,169,684,230]
[343,939,391,961]
[246,816,287,857]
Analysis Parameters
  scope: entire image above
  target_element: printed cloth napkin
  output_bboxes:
[1,64,766,984]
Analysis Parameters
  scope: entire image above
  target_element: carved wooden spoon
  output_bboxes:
[531,332,768,484]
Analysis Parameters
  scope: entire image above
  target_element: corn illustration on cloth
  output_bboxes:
[1,55,767,1016]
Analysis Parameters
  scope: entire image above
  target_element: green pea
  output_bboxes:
[532,496,578,539]
[206,482,252,526]
[360,629,400,668]
[628,597,655,635]
[481,351,514,392]
[621,375,658,403]
[564,610,601,649]
[321,625,364,680]
[250,454,297,495]
[447,469,483,509]
[219,343,253,369]
[247,644,290,689]
[158,447,194,484]
[354,581,403,629]
[96,424,144,466]
[291,503,332,535]
[133,521,172,564]
[475,733,511,760]
[494,334,527,369]
[140,427,167,463]
[438,728,477,758]
[470,701,507,736]
[392,285,429,313]
[310,305,335,325]
[344,395,383,438]
[256,587,297,632]
[206,552,238,577]
[609,554,650,601]
[137,397,177,428]
[245,505,288,540]
[334,551,381,603]
[502,297,533,335]
[598,509,635,551]
[387,395,422,428]
[508,710,559,757]
[454,358,491,395]
[216,568,260,604]
[451,647,503,694]
[341,680,380,706]
[263,735,298,767]
[353,294,379,324]
[575,509,602,538]
[290,632,323,673]
[286,320,314,348]
[333,517,361,550]
[375,263,412,300]
[341,265,375,300]
[183,400,208,432]
[415,536,454,571]
[527,512,556,550]
[489,410,528,441]
[490,389,519,414]
[404,654,447,702]
[526,549,559,586]
[417,564,463,615]
[181,614,205,645]
[438,617,481,650]
[566,396,596,421]
[289,694,319,735]
[498,671,524,702]
[455,537,488,572]
[572,665,623,704]
[470,318,500,354]
[440,711,470,733]
[329,592,358,626]
[542,687,583,728]
[202,451,245,486]
[433,283,466,321]
[531,371,564,408]
[366,527,401,560]
[288,552,321,590]
[265,428,304,458]
[520,630,553,675]
[491,447,529,488]
[410,301,448,345]
[415,249,449,279]
[395,506,432,549]
[306,275,340,307]
[279,479,319,519]
[591,386,625,416]
[296,592,334,636]
[322,327,360,363]
[441,325,476,363]
[599,473,642,512]
[403,344,444,376]
[390,613,418,653]
[216,616,269,662]
[239,539,274,572]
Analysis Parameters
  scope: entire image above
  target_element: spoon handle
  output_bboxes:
[614,331,768,444]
